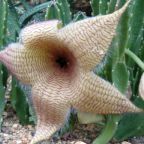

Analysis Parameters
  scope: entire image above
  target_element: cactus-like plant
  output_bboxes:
[0,0,144,144]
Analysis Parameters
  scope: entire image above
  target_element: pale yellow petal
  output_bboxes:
[20,20,61,49]
[58,0,131,71]
[31,80,72,143]
[30,123,58,144]
[0,43,53,84]
[72,72,142,114]
[77,111,104,124]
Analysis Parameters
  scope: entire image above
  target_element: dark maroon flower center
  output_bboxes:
[50,46,77,76]
[55,55,69,69]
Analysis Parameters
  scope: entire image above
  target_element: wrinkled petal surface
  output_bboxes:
[0,1,141,144]
[72,72,142,114]
[58,0,130,71]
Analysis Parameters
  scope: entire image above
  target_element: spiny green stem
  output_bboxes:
[0,0,8,47]
[125,49,144,71]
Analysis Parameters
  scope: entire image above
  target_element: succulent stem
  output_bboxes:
[92,115,120,144]
[125,49,144,71]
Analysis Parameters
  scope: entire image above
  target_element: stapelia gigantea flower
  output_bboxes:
[0,0,142,143]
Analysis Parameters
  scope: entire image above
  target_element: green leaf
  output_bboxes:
[20,84,36,124]
[45,1,61,20]
[90,0,99,16]
[92,115,120,144]
[112,62,129,94]
[19,0,31,10]
[7,1,20,43]
[0,65,5,130]
[126,0,144,67]
[107,0,117,14]
[0,0,8,48]
[57,0,72,25]
[99,0,109,15]
[115,113,144,140]
[126,0,144,50]
[116,0,129,60]
[10,78,30,124]
[19,2,51,26]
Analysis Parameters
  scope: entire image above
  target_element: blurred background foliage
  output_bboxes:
[0,0,144,143]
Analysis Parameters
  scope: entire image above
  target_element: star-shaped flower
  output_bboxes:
[0,0,142,143]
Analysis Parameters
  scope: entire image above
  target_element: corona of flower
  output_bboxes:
[0,0,142,143]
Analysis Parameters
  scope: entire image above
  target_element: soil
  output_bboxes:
[0,108,101,144]
[1,108,142,144]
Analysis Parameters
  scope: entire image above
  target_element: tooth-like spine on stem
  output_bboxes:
[73,11,87,22]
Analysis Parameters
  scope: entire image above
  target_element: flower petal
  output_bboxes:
[139,73,144,100]
[30,122,59,144]
[0,43,53,84]
[58,0,130,71]
[72,72,142,114]
[20,20,61,49]
[31,80,72,143]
